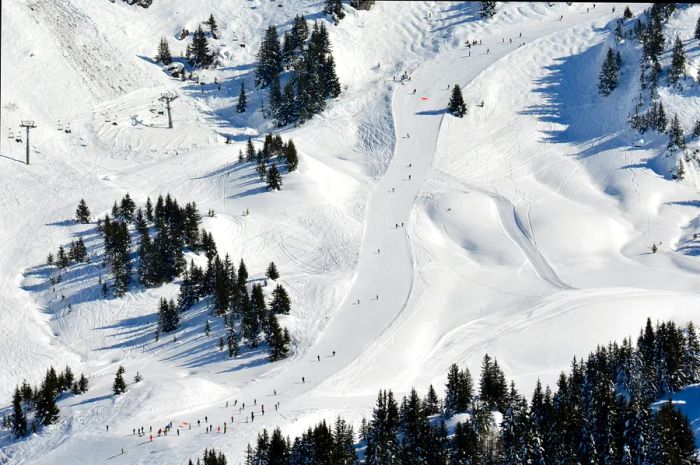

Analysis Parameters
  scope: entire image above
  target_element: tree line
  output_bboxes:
[242,318,699,465]
[4,366,88,438]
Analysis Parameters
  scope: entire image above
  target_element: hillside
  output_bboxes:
[1,1,699,464]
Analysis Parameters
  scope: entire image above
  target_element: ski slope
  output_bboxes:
[1,1,699,464]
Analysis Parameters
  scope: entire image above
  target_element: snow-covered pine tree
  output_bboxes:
[246,138,256,162]
[227,328,239,358]
[75,199,91,223]
[667,113,686,150]
[324,0,345,21]
[237,82,247,113]
[696,16,700,40]
[269,76,283,123]
[447,84,467,117]
[669,35,686,86]
[479,1,496,18]
[266,164,283,191]
[598,47,620,96]
[255,25,282,88]
[155,37,173,65]
[112,366,127,395]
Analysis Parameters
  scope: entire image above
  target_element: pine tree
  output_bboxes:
[113,366,127,395]
[479,1,496,18]
[284,140,299,172]
[158,298,180,332]
[324,0,345,21]
[669,35,686,85]
[11,387,27,437]
[57,245,69,268]
[623,6,633,20]
[237,82,247,113]
[652,401,697,464]
[266,262,280,280]
[78,373,88,393]
[447,84,467,117]
[268,315,290,361]
[35,377,59,426]
[256,25,283,88]
[598,47,620,96]
[423,384,440,415]
[207,14,218,39]
[270,284,291,314]
[269,75,283,121]
[75,199,91,223]
[190,25,212,68]
[266,164,283,191]
[227,329,240,358]
[246,137,256,162]
[155,37,173,65]
[668,114,686,150]
[695,16,700,40]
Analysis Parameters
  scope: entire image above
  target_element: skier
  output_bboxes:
[302,376,306,383]
[234,399,238,406]
[376,294,379,300]
[378,248,380,254]
[332,350,336,357]
[149,435,153,442]
[226,401,228,408]
[407,133,410,138]
[106,425,109,432]
[274,389,277,396]
[254,399,257,406]
[487,48,489,54]
[121,449,124,455]
[408,174,412,180]
[205,416,208,423]
[177,428,180,436]
[251,411,255,421]
[197,419,200,426]
[413,89,416,94]
[392,187,395,192]
[317,354,321,362]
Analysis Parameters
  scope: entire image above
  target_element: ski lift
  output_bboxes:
[57,120,63,131]
[64,123,72,134]
[7,130,14,140]
[16,132,23,143]
[157,106,164,116]
[112,114,118,126]
[103,114,111,123]
[149,104,157,113]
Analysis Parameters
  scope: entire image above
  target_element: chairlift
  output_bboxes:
[149,104,157,113]
[16,133,23,143]
[157,106,165,115]
[112,115,118,126]
[7,130,14,139]
[57,120,63,131]
[64,123,72,134]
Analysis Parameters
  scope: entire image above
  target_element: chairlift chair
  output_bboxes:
[57,120,63,131]
[64,123,72,134]
[7,130,14,139]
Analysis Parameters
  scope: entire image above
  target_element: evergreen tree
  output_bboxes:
[78,373,88,393]
[207,14,218,39]
[246,137,256,161]
[696,16,700,40]
[237,82,247,113]
[11,387,27,438]
[280,141,298,173]
[447,84,467,117]
[35,377,59,426]
[269,76,283,122]
[479,1,496,18]
[266,261,280,280]
[324,0,345,21]
[190,25,212,68]
[270,284,291,314]
[266,164,283,191]
[256,25,283,88]
[268,315,290,361]
[623,6,633,20]
[669,35,686,85]
[57,245,69,268]
[158,298,180,332]
[599,47,620,96]
[652,401,697,465]
[423,384,440,415]
[113,366,127,395]
[227,328,240,358]
[155,37,173,65]
[75,199,91,223]
[668,114,686,150]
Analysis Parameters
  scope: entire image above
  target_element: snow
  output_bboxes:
[1,1,699,463]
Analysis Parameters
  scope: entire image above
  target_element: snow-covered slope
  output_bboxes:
[1,1,699,464]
